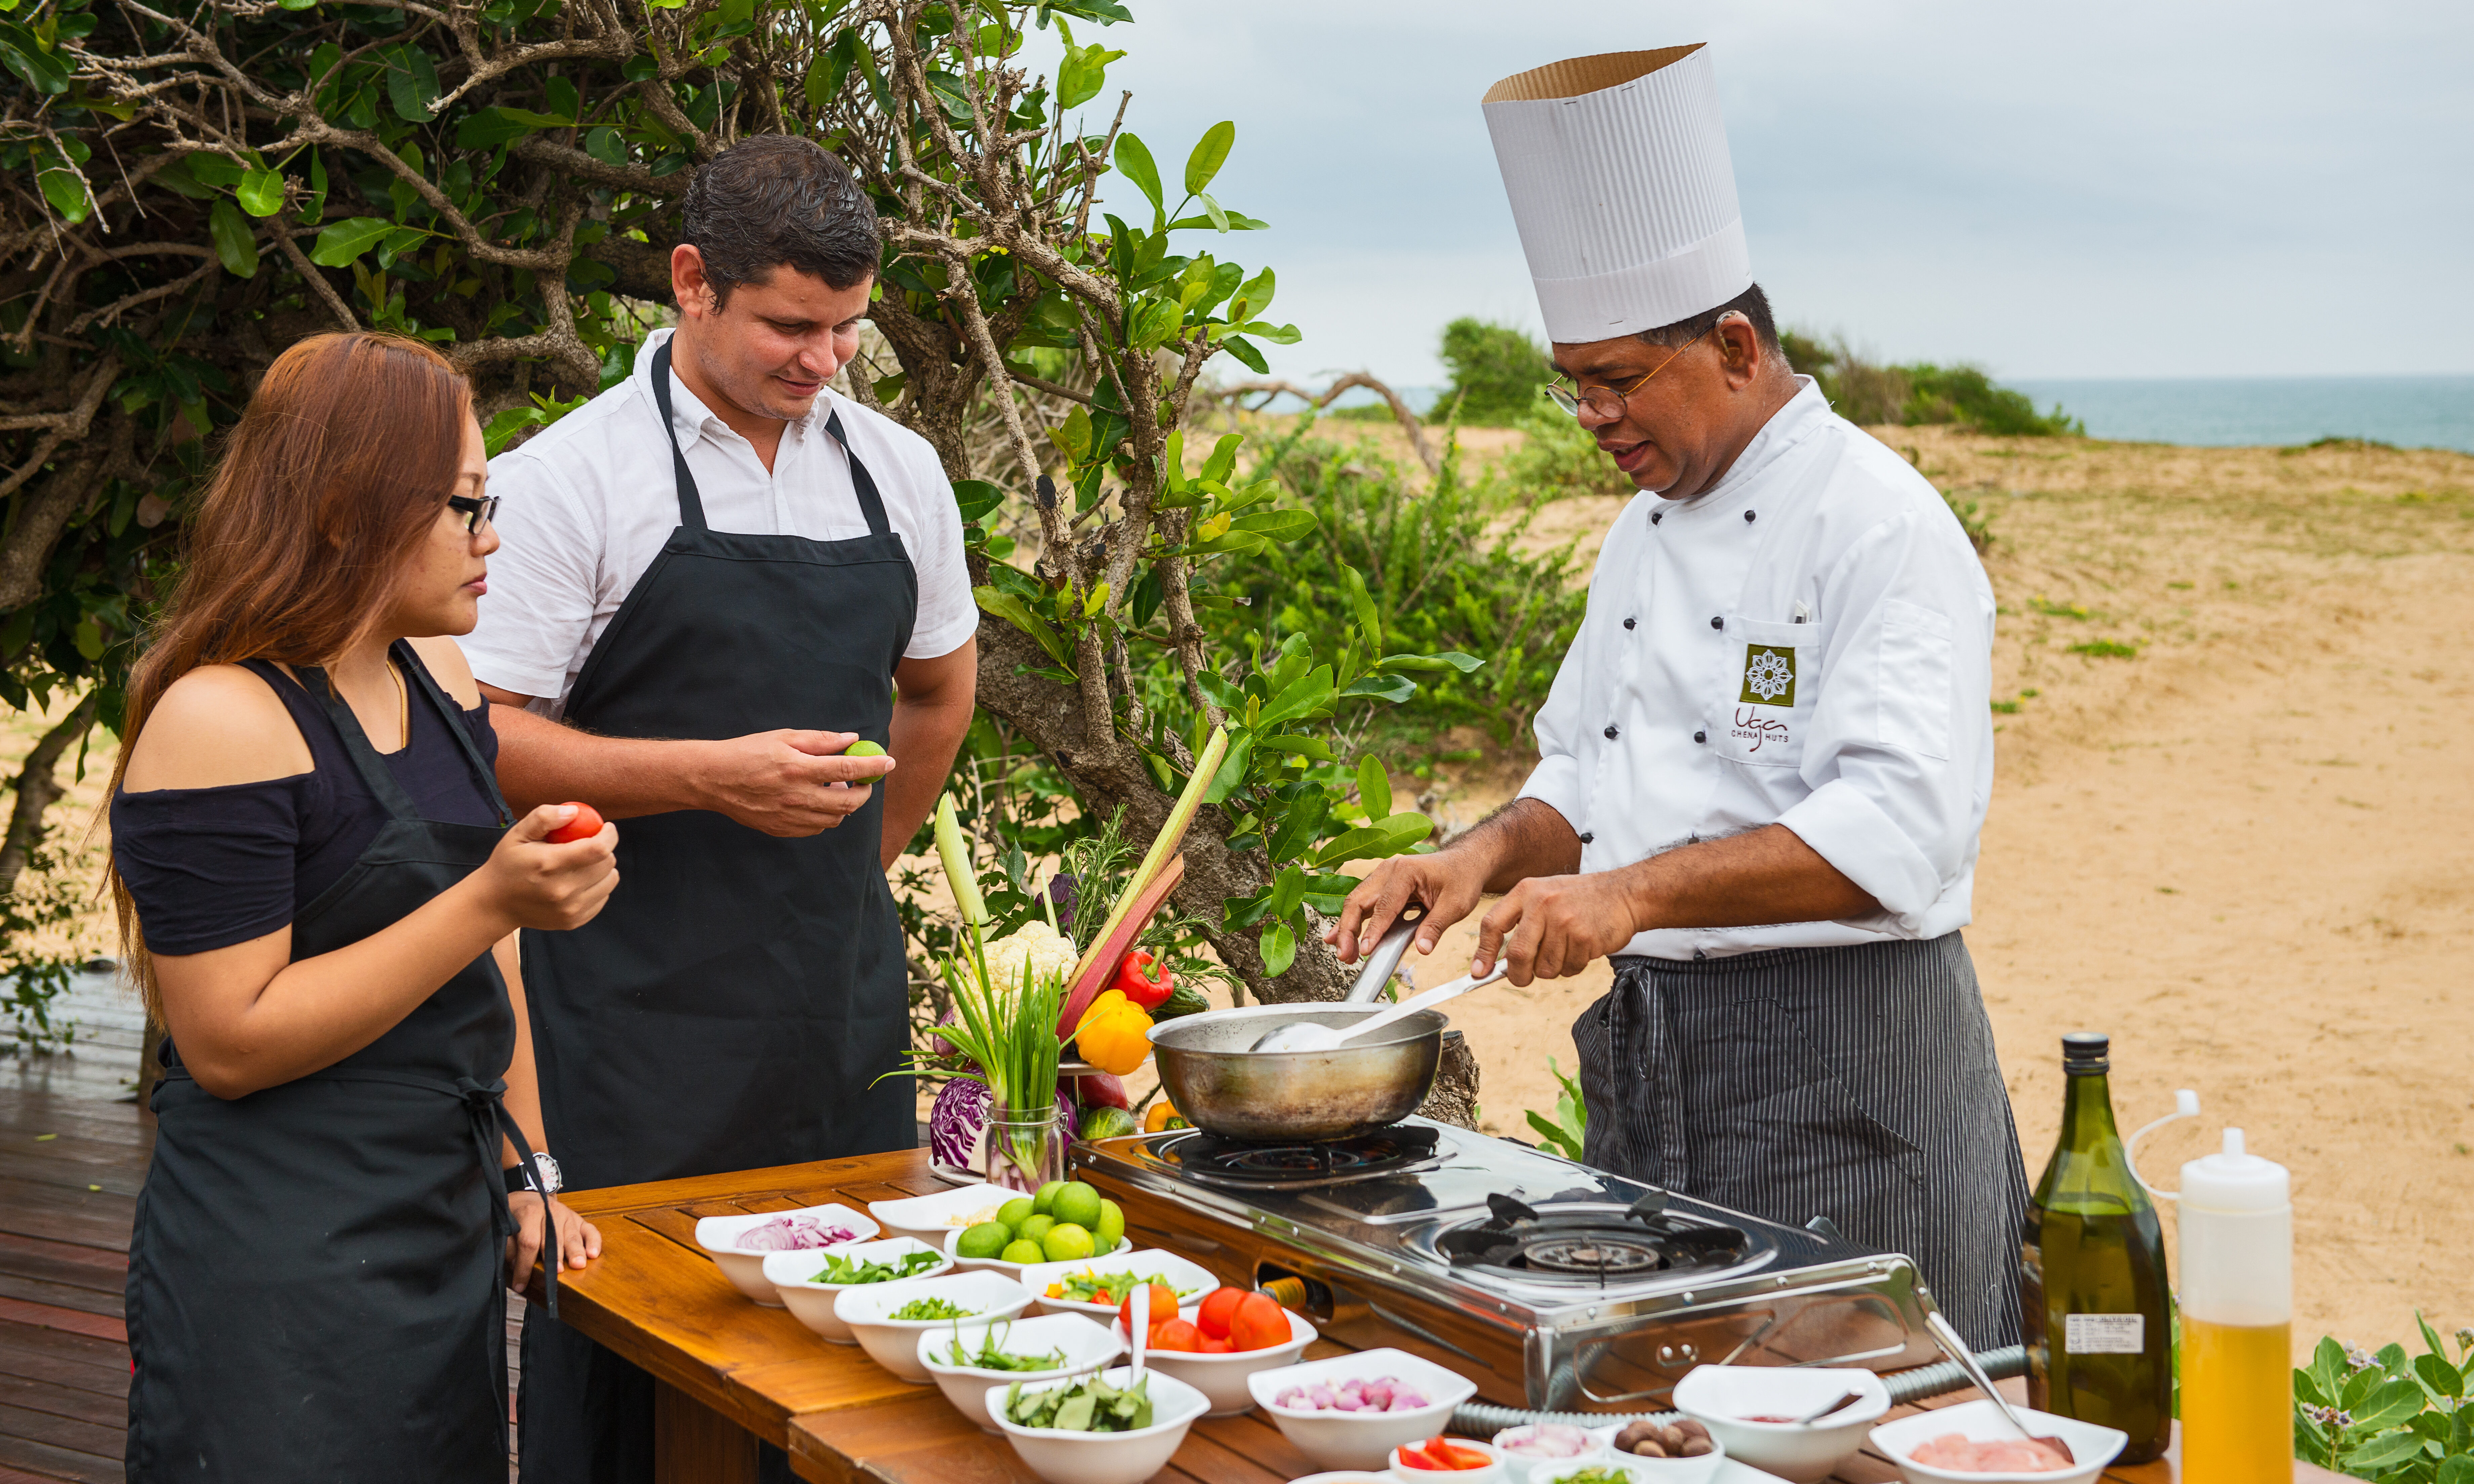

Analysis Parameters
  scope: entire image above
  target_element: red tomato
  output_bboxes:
[1115,1282,1181,1335]
[546,802,604,843]
[1197,1334,1234,1354]
[1229,1291,1291,1352]
[1394,1448,1442,1473]
[1195,1286,1245,1340]
[1403,1438,1488,1471]
[1146,1318,1203,1353]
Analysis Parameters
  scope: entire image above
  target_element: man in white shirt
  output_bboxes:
[461,136,977,1483]
[1332,47,2028,1349]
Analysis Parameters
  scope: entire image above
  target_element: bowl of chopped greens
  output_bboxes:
[988,1363,1211,1484]
[1015,1250,1218,1321]
[834,1270,1033,1382]
[694,1203,879,1306]
[765,1238,954,1344]
[916,1312,1123,1432]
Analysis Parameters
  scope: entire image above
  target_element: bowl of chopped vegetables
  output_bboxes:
[764,1237,954,1344]
[988,1363,1212,1484]
[1247,1349,1478,1471]
[1534,1463,1670,1484]
[834,1270,1034,1383]
[1108,1286,1318,1416]
[1016,1249,1218,1321]
[916,1312,1123,1433]
[864,1182,1008,1245]
[1389,1436,1507,1482]
[1490,1423,1606,1484]
[694,1204,879,1306]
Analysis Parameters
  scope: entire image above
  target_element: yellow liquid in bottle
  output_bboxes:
[2181,1318,2292,1484]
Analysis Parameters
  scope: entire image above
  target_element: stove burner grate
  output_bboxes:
[1437,1190,1751,1285]
[1158,1125,1441,1187]
[1520,1234,1664,1278]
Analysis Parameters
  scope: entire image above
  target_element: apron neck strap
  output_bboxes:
[292,649,422,821]
[822,412,892,538]
[648,339,710,535]
[397,645,515,827]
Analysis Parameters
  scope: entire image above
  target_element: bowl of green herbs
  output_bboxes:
[989,1364,1211,1484]
[765,1238,954,1345]
[917,1312,1124,1432]
[834,1270,1033,1382]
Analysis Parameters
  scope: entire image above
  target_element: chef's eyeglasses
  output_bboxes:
[1545,315,1737,419]
[445,493,498,535]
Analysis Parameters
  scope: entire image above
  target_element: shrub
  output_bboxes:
[1785,333,2079,436]
[2292,1322,2474,1480]
[1437,317,1553,426]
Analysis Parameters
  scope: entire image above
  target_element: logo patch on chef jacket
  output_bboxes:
[1739,645,1797,706]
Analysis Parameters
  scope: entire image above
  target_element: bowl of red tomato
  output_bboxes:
[1107,1284,1318,1417]
[1390,1436,1507,1483]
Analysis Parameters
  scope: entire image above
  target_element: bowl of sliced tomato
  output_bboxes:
[1390,1436,1507,1483]
[1107,1285,1318,1417]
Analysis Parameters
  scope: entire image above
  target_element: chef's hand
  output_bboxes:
[697,729,895,838]
[1466,872,1638,986]
[506,1190,600,1291]
[474,803,620,932]
[1325,850,1495,964]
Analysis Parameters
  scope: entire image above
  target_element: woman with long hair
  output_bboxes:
[109,332,616,1480]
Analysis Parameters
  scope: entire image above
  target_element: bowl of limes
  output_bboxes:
[944,1179,1132,1276]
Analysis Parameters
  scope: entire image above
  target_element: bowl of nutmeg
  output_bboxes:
[1593,1418,1723,1482]
[1668,1364,1889,1483]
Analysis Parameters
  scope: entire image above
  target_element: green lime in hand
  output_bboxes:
[843,740,885,757]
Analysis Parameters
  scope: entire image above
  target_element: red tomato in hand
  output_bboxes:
[1229,1291,1290,1352]
[1196,1286,1245,1340]
[1146,1318,1203,1353]
[1115,1282,1181,1335]
[546,802,604,843]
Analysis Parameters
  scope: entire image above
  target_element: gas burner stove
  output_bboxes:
[1155,1126,1444,1189]
[1075,1117,1939,1412]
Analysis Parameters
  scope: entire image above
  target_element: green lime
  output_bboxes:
[955,1222,1010,1260]
[842,740,886,757]
[1093,1197,1125,1253]
[997,1197,1037,1228]
[1040,1222,1096,1263]
[1050,1181,1102,1232]
[1031,1180,1068,1215]
[1015,1213,1055,1245]
[999,1238,1046,1266]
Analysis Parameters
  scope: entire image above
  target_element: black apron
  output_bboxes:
[517,342,917,1484]
[126,646,552,1482]
[1574,933,2031,1350]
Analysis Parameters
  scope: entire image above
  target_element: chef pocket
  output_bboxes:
[1715,617,1825,768]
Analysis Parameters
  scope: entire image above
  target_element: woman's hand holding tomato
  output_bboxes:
[476,801,619,933]
[545,801,604,843]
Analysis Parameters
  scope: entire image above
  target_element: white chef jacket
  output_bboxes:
[464,327,976,717]
[1517,378,1995,960]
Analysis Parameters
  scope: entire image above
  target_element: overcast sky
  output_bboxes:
[1014,1,2472,386]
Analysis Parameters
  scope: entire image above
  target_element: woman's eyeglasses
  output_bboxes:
[446,493,498,534]
[1545,321,1722,420]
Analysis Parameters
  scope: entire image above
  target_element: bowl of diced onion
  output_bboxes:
[1247,1349,1477,1471]
[692,1204,877,1306]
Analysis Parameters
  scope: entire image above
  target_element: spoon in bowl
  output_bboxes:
[1246,961,1508,1053]
[1921,1310,2074,1464]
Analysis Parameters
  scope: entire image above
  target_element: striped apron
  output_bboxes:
[1574,932,2029,1349]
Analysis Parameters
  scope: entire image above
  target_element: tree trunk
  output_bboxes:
[0,691,99,898]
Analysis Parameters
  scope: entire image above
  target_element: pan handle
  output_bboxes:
[1343,906,1424,1003]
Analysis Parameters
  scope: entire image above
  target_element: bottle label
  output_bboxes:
[2065,1313,2146,1354]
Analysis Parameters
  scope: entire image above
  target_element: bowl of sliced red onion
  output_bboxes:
[693,1203,879,1306]
[1247,1349,1476,1470]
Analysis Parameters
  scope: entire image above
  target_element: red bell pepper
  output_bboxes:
[1112,948,1173,1010]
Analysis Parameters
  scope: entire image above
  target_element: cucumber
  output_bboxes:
[1153,983,1210,1021]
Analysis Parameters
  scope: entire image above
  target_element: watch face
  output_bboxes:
[535,1154,562,1195]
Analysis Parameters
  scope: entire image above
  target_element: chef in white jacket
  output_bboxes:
[1332,45,2030,1348]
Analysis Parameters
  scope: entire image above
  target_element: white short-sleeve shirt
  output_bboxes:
[1517,378,1997,960]
[464,327,975,717]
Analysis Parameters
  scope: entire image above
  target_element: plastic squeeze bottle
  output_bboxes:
[2177,1127,2292,1483]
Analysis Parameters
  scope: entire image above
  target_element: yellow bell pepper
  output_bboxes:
[1143,1098,1188,1134]
[1073,988,1154,1076]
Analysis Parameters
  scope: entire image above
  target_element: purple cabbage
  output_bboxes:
[927,1077,1076,1170]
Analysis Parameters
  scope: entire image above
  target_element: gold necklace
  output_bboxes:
[389,660,409,749]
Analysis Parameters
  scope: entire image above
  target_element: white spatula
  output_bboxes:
[1246,961,1508,1053]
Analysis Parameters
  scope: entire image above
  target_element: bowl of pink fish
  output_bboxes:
[693,1203,880,1306]
[1869,1400,2125,1484]
[1248,1350,1478,1471]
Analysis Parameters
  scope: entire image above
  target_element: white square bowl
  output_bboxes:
[866,1183,1010,1245]
[1868,1400,2127,1484]
[1569,1437,1729,1484]
[1246,1348,1479,1471]
[1016,1249,1220,1319]
[1107,1305,1317,1416]
[1489,1423,1610,1484]
[833,1269,1033,1383]
[916,1312,1124,1433]
[988,1363,1211,1484]
[762,1237,953,1344]
[942,1225,1135,1276]
[1669,1364,1889,1483]
[692,1204,878,1307]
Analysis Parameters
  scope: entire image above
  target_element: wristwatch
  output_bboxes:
[504,1152,564,1197]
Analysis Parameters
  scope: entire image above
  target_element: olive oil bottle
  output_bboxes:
[2020,1032,2173,1463]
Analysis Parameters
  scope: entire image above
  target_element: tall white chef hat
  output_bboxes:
[1482,45,1751,344]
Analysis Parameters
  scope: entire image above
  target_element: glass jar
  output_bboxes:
[982,1108,1065,1193]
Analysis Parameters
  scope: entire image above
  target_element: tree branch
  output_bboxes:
[0,692,101,899]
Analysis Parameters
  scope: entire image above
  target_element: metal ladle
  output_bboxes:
[1246,961,1507,1053]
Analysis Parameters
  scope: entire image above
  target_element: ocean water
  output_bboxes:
[2007,375,2474,455]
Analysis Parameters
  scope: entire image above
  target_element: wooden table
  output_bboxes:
[552,1149,2339,1484]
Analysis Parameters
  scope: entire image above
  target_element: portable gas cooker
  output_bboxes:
[1073,1116,1941,1412]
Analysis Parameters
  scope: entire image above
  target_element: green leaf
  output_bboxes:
[186,154,247,188]
[456,107,542,150]
[1229,265,1275,323]
[2353,1377,2429,1434]
[1182,120,1234,196]
[2314,1338,2350,1406]
[1376,650,1484,674]
[1194,192,1230,233]
[1254,664,1335,731]
[1234,319,1303,345]
[386,45,440,121]
[1357,755,1392,822]
[2417,1352,2464,1401]
[2345,1428,2428,1472]
[1051,403,1092,461]
[0,23,70,93]
[236,167,285,217]
[1219,335,1268,375]
[1232,509,1315,542]
[1339,562,1381,648]
[1265,794,1328,863]
[973,585,1070,668]
[149,156,215,201]
[1258,920,1295,978]
[1313,812,1434,868]
[1055,36,1125,109]
[1112,133,1163,220]
[483,406,549,455]
[1255,734,1336,762]
[1340,673,1418,704]
[36,163,88,223]
[1198,432,1241,486]
[953,479,1007,524]
[207,198,260,278]
[1202,728,1255,806]
[2437,1454,2474,1484]
[2294,1367,2331,1409]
